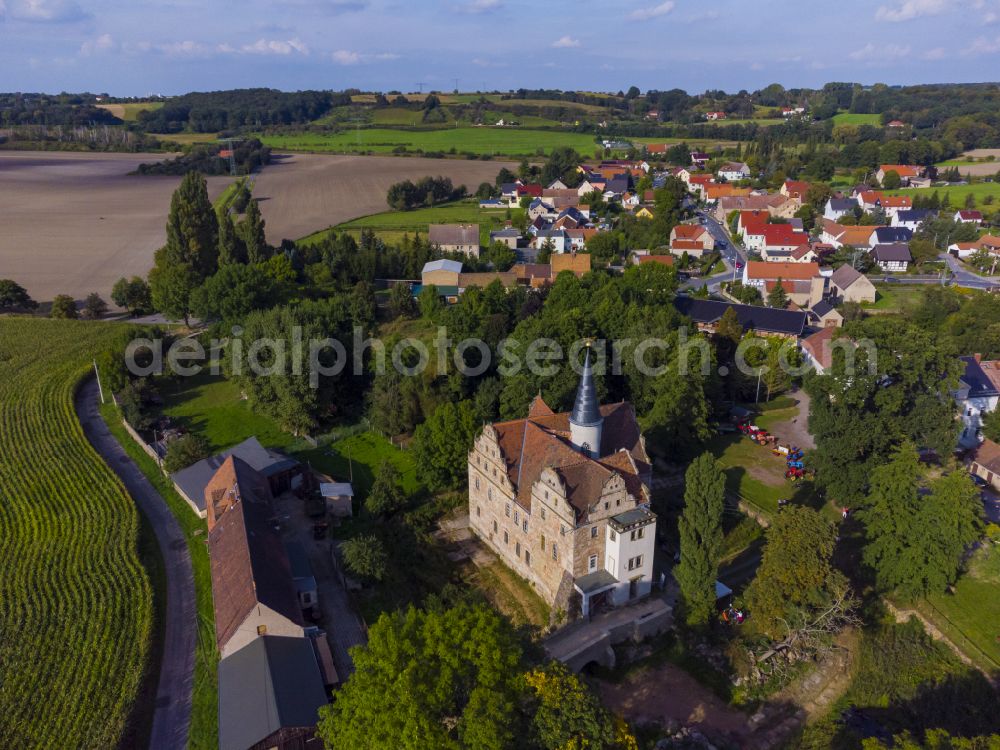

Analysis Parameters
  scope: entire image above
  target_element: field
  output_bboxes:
[936,150,1000,177]
[251,152,516,243]
[302,199,518,247]
[832,112,882,126]
[920,544,1000,673]
[96,101,163,121]
[0,318,152,749]
[0,151,230,304]
[885,181,1000,204]
[258,127,600,157]
[149,132,221,145]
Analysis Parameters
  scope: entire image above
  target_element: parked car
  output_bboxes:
[971,473,988,489]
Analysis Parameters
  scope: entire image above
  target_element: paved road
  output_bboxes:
[76,379,196,750]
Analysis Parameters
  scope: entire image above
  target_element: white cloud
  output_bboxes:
[849,42,911,60]
[922,46,946,59]
[552,35,580,48]
[875,0,948,21]
[331,49,398,64]
[967,35,1000,53]
[629,1,674,20]
[80,33,113,56]
[241,37,309,55]
[156,40,214,58]
[460,0,502,12]
[6,0,88,22]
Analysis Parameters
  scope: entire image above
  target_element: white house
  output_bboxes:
[955,210,984,224]
[956,355,1000,448]
[717,162,750,181]
[870,243,912,272]
[824,198,857,222]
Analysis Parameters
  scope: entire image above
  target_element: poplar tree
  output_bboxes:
[675,452,726,626]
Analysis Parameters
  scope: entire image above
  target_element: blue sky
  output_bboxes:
[1,0,999,95]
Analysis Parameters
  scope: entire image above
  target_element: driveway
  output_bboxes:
[271,493,367,680]
[76,378,196,750]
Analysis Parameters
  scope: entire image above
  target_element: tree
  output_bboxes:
[162,170,218,278]
[217,211,247,265]
[524,662,617,749]
[767,278,788,308]
[861,445,982,599]
[675,453,726,626]
[189,263,280,323]
[387,282,417,319]
[341,535,389,581]
[316,602,527,750]
[365,461,406,517]
[111,276,152,316]
[412,400,479,491]
[240,198,270,264]
[148,257,199,324]
[81,293,108,320]
[745,506,847,641]
[882,170,902,189]
[163,433,211,473]
[418,285,445,320]
[585,231,622,263]
[981,408,1000,443]
[0,279,37,311]
[50,295,78,319]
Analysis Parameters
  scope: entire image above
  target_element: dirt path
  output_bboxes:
[762,390,815,451]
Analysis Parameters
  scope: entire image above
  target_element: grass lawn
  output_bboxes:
[150,132,220,145]
[884,181,1000,204]
[99,402,218,750]
[159,367,299,453]
[259,127,599,157]
[865,283,930,313]
[297,432,419,500]
[919,543,1000,674]
[832,112,882,126]
[467,560,551,629]
[632,135,739,150]
[299,199,521,246]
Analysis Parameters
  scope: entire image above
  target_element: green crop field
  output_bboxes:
[97,101,163,121]
[258,127,600,157]
[884,181,1000,204]
[300,199,520,246]
[0,318,152,749]
[832,112,881,126]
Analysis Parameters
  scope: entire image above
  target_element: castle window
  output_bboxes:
[522,519,528,533]
[475,476,480,490]
[477,506,481,517]
[630,527,645,541]
[581,442,591,454]
[544,490,549,499]
[610,530,617,542]
[493,520,498,533]
[505,503,511,517]
[540,534,545,550]
[540,508,546,520]
[604,502,609,510]
[616,498,621,507]
[589,554,597,571]
[514,510,519,524]
[628,555,643,570]
[504,531,509,544]
[552,543,558,561]
[488,488,493,501]
[591,526,598,538]
[525,551,531,566]
[492,467,497,477]
[516,542,521,557]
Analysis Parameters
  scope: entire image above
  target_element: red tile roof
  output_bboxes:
[746,261,820,281]
[638,255,675,266]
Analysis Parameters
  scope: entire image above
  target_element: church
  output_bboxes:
[468,352,658,619]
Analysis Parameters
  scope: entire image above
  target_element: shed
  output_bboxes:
[319,482,354,518]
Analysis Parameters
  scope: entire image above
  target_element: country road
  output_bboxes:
[76,378,195,750]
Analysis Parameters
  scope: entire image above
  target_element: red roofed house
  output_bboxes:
[743,261,824,307]
[669,223,714,256]
[955,210,984,224]
[800,327,837,374]
[468,355,658,619]
[780,179,811,201]
[876,165,922,186]
[760,224,811,261]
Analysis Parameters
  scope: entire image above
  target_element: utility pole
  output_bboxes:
[416,82,426,94]
[93,359,105,404]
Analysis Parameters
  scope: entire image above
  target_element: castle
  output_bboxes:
[468,352,657,618]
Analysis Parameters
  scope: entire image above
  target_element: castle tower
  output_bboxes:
[569,349,603,458]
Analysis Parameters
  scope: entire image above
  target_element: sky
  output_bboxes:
[2,0,1000,96]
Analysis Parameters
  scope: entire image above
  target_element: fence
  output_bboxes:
[121,418,163,467]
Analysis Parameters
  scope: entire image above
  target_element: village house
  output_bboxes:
[820,219,883,249]
[880,195,913,219]
[955,210,984,224]
[828,264,877,304]
[891,208,934,232]
[868,226,913,249]
[705,111,727,120]
[675,297,807,339]
[800,327,837,374]
[780,179,810,201]
[824,197,858,222]
[714,193,797,222]
[669,223,714,255]
[206,456,309,658]
[489,227,523,250]
[743,261,825,307]
[551,252,592,277]
[690,151,710,168]
[759,224,810,262]
[808,299,843,328]
[533,228,569,253]
[705,184,751,203]
[428,224,480,257]
[876,164,922,186]
[969,439,1000,492]
[717,161,750,181]
[468,355,656,618]
[956,355,1000,448]
[421,259,464,288]
[870,243,912,272]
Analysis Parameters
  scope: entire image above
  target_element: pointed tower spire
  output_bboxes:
[569,347,603,458]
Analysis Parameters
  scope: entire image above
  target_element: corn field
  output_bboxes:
[0,318,152,749]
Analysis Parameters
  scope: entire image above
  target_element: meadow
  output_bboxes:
[0,318,152,749]
[885,181,1000,205]
[97,100,164,121]
[832,112,882,126]
[258,127,601,157]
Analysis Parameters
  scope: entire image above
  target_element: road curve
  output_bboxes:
[76,378,195,750]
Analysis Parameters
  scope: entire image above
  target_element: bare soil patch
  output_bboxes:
[252,152,517,243]
[0,151,229,303]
